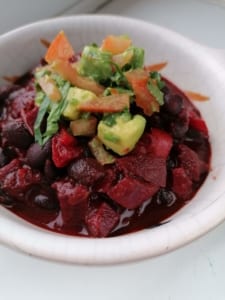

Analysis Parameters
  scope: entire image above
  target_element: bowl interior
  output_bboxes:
[0,15,225,264]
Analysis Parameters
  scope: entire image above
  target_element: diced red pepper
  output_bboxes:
[51,129,82,168]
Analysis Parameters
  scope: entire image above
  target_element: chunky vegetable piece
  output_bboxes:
[45,31,75,64]
[63,87,97,120]
[100,35,132,54]
[98,113,146,155]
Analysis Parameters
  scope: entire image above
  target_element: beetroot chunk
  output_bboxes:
[171,168,193,200]
[117,154,167,187]
[7,85,35,119]
[85,202,119,237]
[52,129,82,168]
[178,144,207,182]
[107,176,159,209]
[149,128,173,158]
[68,158,104,186]
[52,178,89,224]
[0,159,41,199]
[21,106,38,135]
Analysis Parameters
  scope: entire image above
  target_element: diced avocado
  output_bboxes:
[78,45,113,82]
[130,47,144,69]
[62,87,97,120]
[97,113,146,156]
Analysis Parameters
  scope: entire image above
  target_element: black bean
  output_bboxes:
[164,94,183,115]
[3,120,33,149]
[68,158,104,186]
[44,159,57,180]
[0,147,9,167]
[156,188,177,207]
[26,141,51,168]
[0,189,14,207]
[25,185,58,210]
[171,120,189,139]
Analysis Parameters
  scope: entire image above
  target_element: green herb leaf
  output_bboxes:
[110,63,129,87]
[130,47,144,69]
[35,90,45,106]
[147,79,164,105]
[150,71,165,90]
[42,81,70,144]
[34,96,51,145]
[102,109,131,127]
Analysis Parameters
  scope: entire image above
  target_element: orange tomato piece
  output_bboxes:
[101,35,132,55]
[125,69,159,116]
[144,61,168,72]
[45,31,75,64]
[51,59,104,96]
[78,94,130,113]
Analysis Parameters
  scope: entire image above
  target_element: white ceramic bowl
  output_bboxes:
[0,15,225,265]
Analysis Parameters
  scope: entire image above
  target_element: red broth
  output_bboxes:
[0,73,210,237]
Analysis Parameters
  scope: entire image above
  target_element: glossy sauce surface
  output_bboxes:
[0,73,211,237]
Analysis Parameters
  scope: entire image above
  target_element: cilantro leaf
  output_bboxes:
[147,79,164,105]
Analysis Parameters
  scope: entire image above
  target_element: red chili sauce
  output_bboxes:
[0,72,211,237]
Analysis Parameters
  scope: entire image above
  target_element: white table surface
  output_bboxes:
[1,1,225,299]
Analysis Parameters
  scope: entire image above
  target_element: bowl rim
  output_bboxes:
[0,14,225,265]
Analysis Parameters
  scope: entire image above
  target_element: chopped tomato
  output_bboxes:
[51,59,104,96]
[101,35,132,55]
[125,69,159,116]
[45,31,75,64]
[78,94,130,113]
[145,61,168,72]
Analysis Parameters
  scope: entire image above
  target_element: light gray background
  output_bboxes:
[1,1,225,299]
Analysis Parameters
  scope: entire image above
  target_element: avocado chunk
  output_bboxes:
[62,87,97,120]
[97,112,146,156]
[78,45,113,82]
